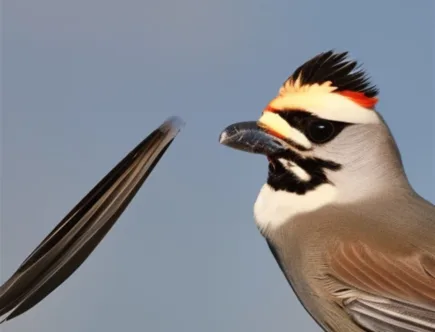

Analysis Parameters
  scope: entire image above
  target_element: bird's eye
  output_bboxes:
[305,119,336,144]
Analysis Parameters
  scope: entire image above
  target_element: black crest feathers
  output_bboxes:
[286,50,379,98]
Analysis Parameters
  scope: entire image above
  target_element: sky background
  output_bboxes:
[1,0,434,331]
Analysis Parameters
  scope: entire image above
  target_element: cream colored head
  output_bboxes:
[257,51,381,147]
[220,50,410,230]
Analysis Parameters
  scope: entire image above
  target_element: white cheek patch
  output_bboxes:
[258,112,312,149]
[268,92,380,124]
[278,159,311,181]
[253,183,338,232]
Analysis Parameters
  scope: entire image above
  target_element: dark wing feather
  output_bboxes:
[0,116,184,323]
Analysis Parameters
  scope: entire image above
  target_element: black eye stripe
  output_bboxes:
[276,110,351,144]
[276,110,312,133]
[267,110,350,194]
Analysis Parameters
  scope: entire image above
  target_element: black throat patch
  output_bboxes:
[266,149,341,195]
[265,110,348,195]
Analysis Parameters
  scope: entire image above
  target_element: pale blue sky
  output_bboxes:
[1,0,434,331]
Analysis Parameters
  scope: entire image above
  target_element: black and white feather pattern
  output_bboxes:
[0,116,184,323]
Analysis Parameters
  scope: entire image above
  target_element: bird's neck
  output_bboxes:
[254,171,412,234]
[253,183,338,233]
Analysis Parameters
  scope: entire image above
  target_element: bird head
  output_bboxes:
[219,50,410,229]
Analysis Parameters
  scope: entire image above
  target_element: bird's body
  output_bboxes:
[220,51,435,331]
[264,190,435,331]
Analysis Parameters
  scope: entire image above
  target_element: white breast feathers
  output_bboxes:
[253,183,338,232]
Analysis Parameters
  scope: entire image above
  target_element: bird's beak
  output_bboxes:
[218,119,287,156]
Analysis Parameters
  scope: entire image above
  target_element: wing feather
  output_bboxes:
[329,241,435,331]
[0,116,184,323]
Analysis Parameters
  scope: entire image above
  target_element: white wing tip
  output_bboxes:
[159,116,185,137]
[0,307,14,324]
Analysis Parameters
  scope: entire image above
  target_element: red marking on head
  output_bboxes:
[264,105,279,113]
[338,91,378,109]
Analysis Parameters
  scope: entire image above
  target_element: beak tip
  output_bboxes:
[218,130,229,145]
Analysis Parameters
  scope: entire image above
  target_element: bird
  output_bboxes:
[219,50,435,332]
[0,116,184,324]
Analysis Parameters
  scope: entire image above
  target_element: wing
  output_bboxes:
[327,241,435,332]
[0,116,184,323]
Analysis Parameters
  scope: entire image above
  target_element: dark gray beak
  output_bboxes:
[219,121,287,156]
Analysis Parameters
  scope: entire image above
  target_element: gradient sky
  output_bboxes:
[1,0,434,331]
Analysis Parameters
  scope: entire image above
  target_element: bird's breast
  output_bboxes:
[253,183,338,233]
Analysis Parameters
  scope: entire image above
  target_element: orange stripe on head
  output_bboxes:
[264,105,279,113]
[338,90,378,109]
[264,127,286,140]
